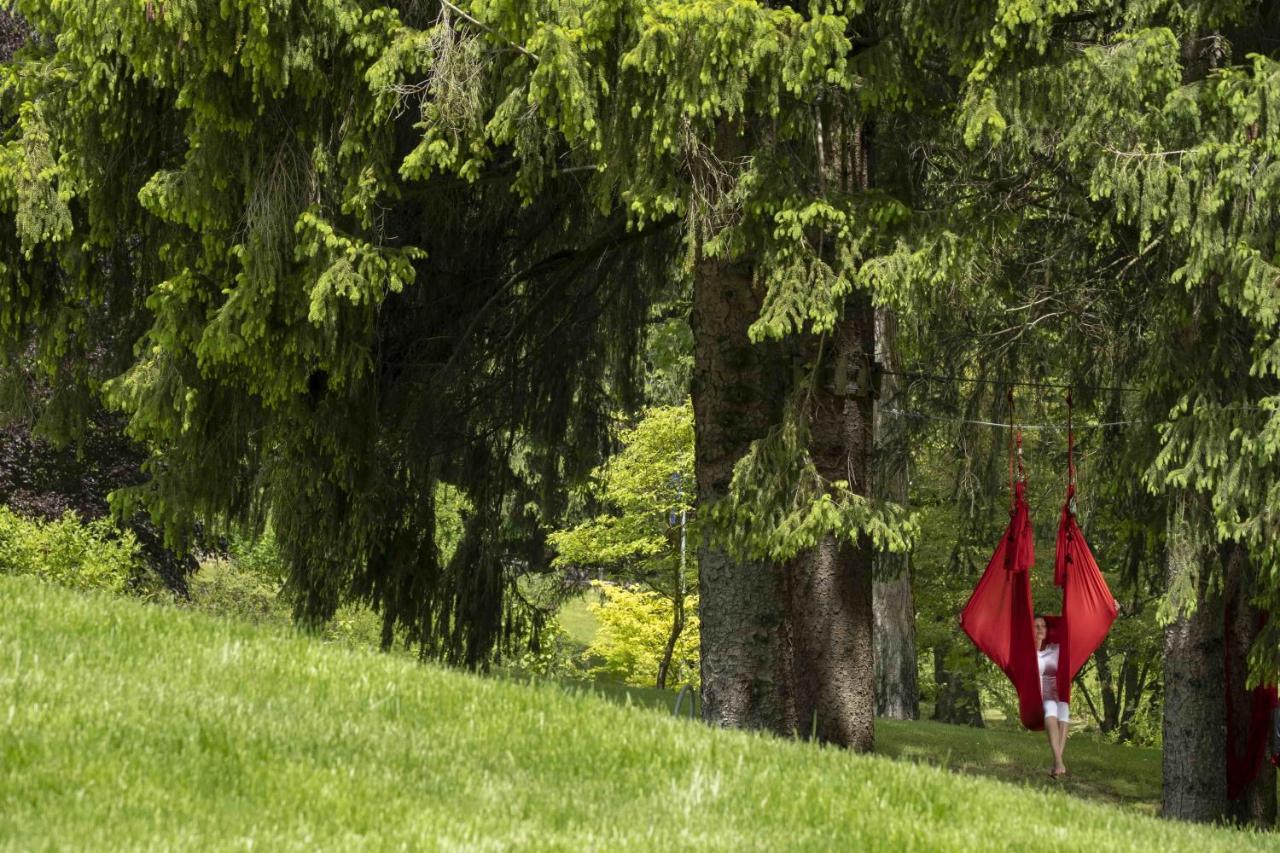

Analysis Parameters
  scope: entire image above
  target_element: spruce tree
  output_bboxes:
[0,1,677,667]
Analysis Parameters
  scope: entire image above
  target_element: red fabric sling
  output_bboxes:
[960,410,1044,729]
[1225,609,1280,800]
[960,392,1117,731]
[1051,408,1117,703]
[960,478,1043,729]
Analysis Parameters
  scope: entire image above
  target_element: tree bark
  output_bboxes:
[873,308,919,720]
[692,256,795,734]
[1161,499,1227,822]
[785,294,877,749]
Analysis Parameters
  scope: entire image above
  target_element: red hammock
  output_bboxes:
[960,396,1117,731]
[1225,609,1280,800]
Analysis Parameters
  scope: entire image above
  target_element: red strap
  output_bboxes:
[1066,391,1076,492]
[1008,390,1025,510]
[1008,390,1015,511]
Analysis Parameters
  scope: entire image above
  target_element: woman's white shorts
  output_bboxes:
[1043,700,1069,723]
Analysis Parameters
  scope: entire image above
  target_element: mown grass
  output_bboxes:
[551,592,1160,813]
[875,716,1162,812]
[535,676,1158,813]
[0,575,1267,851]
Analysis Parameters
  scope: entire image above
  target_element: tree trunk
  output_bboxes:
[1161,499,1227,822]
[933,645,985,727]
[692,256,795,734]
[1095,643,1121,734]
[655,573,686,691]
[873,308,919,720]
[1224,545,1277,828]
[785,294,877,749]
[1162,50,1235,825]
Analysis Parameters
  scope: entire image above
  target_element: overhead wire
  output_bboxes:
[880,368,1140,395]
[879,408,1138,431]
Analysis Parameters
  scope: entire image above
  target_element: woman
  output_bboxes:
[1035,614,1069,778]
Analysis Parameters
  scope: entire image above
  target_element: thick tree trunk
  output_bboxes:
[1162,51,1235,826]
[692,257,795,734]
[1161,500,1227,822]
[785,295,877,749]
[1224,545,1277,828]
[872,308,918,720]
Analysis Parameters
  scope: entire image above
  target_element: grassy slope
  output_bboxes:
[553,593,1161,813]
[0,576,1267,852]
[547,676,1161,813]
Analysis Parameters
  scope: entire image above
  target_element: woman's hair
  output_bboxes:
[1034,614,1054,648]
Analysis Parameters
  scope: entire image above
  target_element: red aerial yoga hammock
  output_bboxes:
[960,392,1118,731]
[1225,608,1279,800]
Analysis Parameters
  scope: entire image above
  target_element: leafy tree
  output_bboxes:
[907,7,1280,823]
[548,403,695,689]
[0,1,925,750]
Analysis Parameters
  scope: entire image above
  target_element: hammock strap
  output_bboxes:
[1007,389,1026,511]
[1067,390,1076,491]
[1008,390,1014,509]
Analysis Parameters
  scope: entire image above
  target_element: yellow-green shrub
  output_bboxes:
[0,506,140,594]
[585,582,699,689]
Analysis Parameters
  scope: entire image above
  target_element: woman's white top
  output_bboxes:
[1038,643,1060,702]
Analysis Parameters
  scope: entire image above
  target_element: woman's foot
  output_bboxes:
[1051,766,1067,778]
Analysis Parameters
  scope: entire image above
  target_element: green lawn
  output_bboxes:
[554,590,602,648]
[0,575,1268,851]
[532,676,1159,813]
[550,593,1161,813]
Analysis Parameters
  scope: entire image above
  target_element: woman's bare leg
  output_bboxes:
[1056,718,1069,773]
[1045,715,1064,774]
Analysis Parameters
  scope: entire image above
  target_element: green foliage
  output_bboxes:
[713,403,918,562]
[187,556,284,626]
[189,535,406,652]
[583,582,700,689]
[0,506,141,594]
[227,526,288,582]
[548,402,695,594]
[0,0,676,669]
[643,312,693,406]
[508,619,582,679]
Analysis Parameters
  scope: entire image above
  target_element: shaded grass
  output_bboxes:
[550,596,1162,814]
[534,678,1161,814]
[875,717,1161,813]
[0,575,1267,851]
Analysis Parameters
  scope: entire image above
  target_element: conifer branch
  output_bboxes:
[439,1,539,62]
